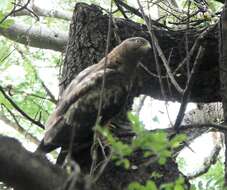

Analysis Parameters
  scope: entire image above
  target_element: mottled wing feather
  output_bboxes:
[61,62,105,99]
[44,68,117,144]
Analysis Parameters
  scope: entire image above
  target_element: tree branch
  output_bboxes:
[0,22,68,52]
[138,0,184,95]
[40,80,57,104]
[13,1,72,20]
[174,47,205,129]
[0,135,68,190]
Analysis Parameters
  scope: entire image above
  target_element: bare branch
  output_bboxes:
[0,22,68,52]
[137,0,184,94]
[179,123,227,133]
[113,0,129,19]
[174,47,205,129]
[13,1,72,20]
[134,95,146,115]
[40,80,57,104]
[114,0,169,29]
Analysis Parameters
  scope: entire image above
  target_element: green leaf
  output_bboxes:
[170,134,187,149]
[158,157,167,165]
[0,92,12,109]
[116,159,130,169]
[160,182,174,190]
[174,184,184,190]
[128,182,142,190]
[128,112,144,133]
[151,171,163,179]
[175,177,184,185]
[0,19,14,29]
[146,181,158,190]
[0,11,4,19]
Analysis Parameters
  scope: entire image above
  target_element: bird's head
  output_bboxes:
[118,37,151,61]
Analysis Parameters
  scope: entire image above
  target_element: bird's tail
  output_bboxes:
[35,119,71,154]
[35,138,59,154]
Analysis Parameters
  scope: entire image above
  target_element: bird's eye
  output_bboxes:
[135,39,142,44]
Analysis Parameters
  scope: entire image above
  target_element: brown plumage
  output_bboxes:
[37,37,151,154]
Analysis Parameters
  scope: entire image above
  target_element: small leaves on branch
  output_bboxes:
[97,112,187,169]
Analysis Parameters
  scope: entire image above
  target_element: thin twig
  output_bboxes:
[113,0,129,19]
[1,104,40,145]
[0,49,15,63]
[92,151,112,183]
[185,0,191,79]
[11,1,39,21]
[2,86,55,103]
[137,0,184,95]
[173,25,215,75]
[0,0,31,25]
[115,0,169,30]
[135,95,146,116]
[138,62,167,79]
[90,1,113,178]
[0,85,45,129]
[174,46,205,129]
[40,80,57,104]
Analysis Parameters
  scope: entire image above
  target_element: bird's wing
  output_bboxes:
[44,68,117,144]
[61,62,105,99]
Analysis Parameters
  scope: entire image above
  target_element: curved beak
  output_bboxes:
[144,41,152,49]
[141,41,151,55]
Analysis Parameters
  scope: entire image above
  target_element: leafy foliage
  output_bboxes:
[128,174,189,190]
[97,112,192,189]
[192,160,225,190]
[0,0,14,29]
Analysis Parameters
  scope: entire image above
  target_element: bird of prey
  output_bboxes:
[36,37,151,157]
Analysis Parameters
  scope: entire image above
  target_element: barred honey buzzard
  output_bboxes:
[37,37,151,155]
